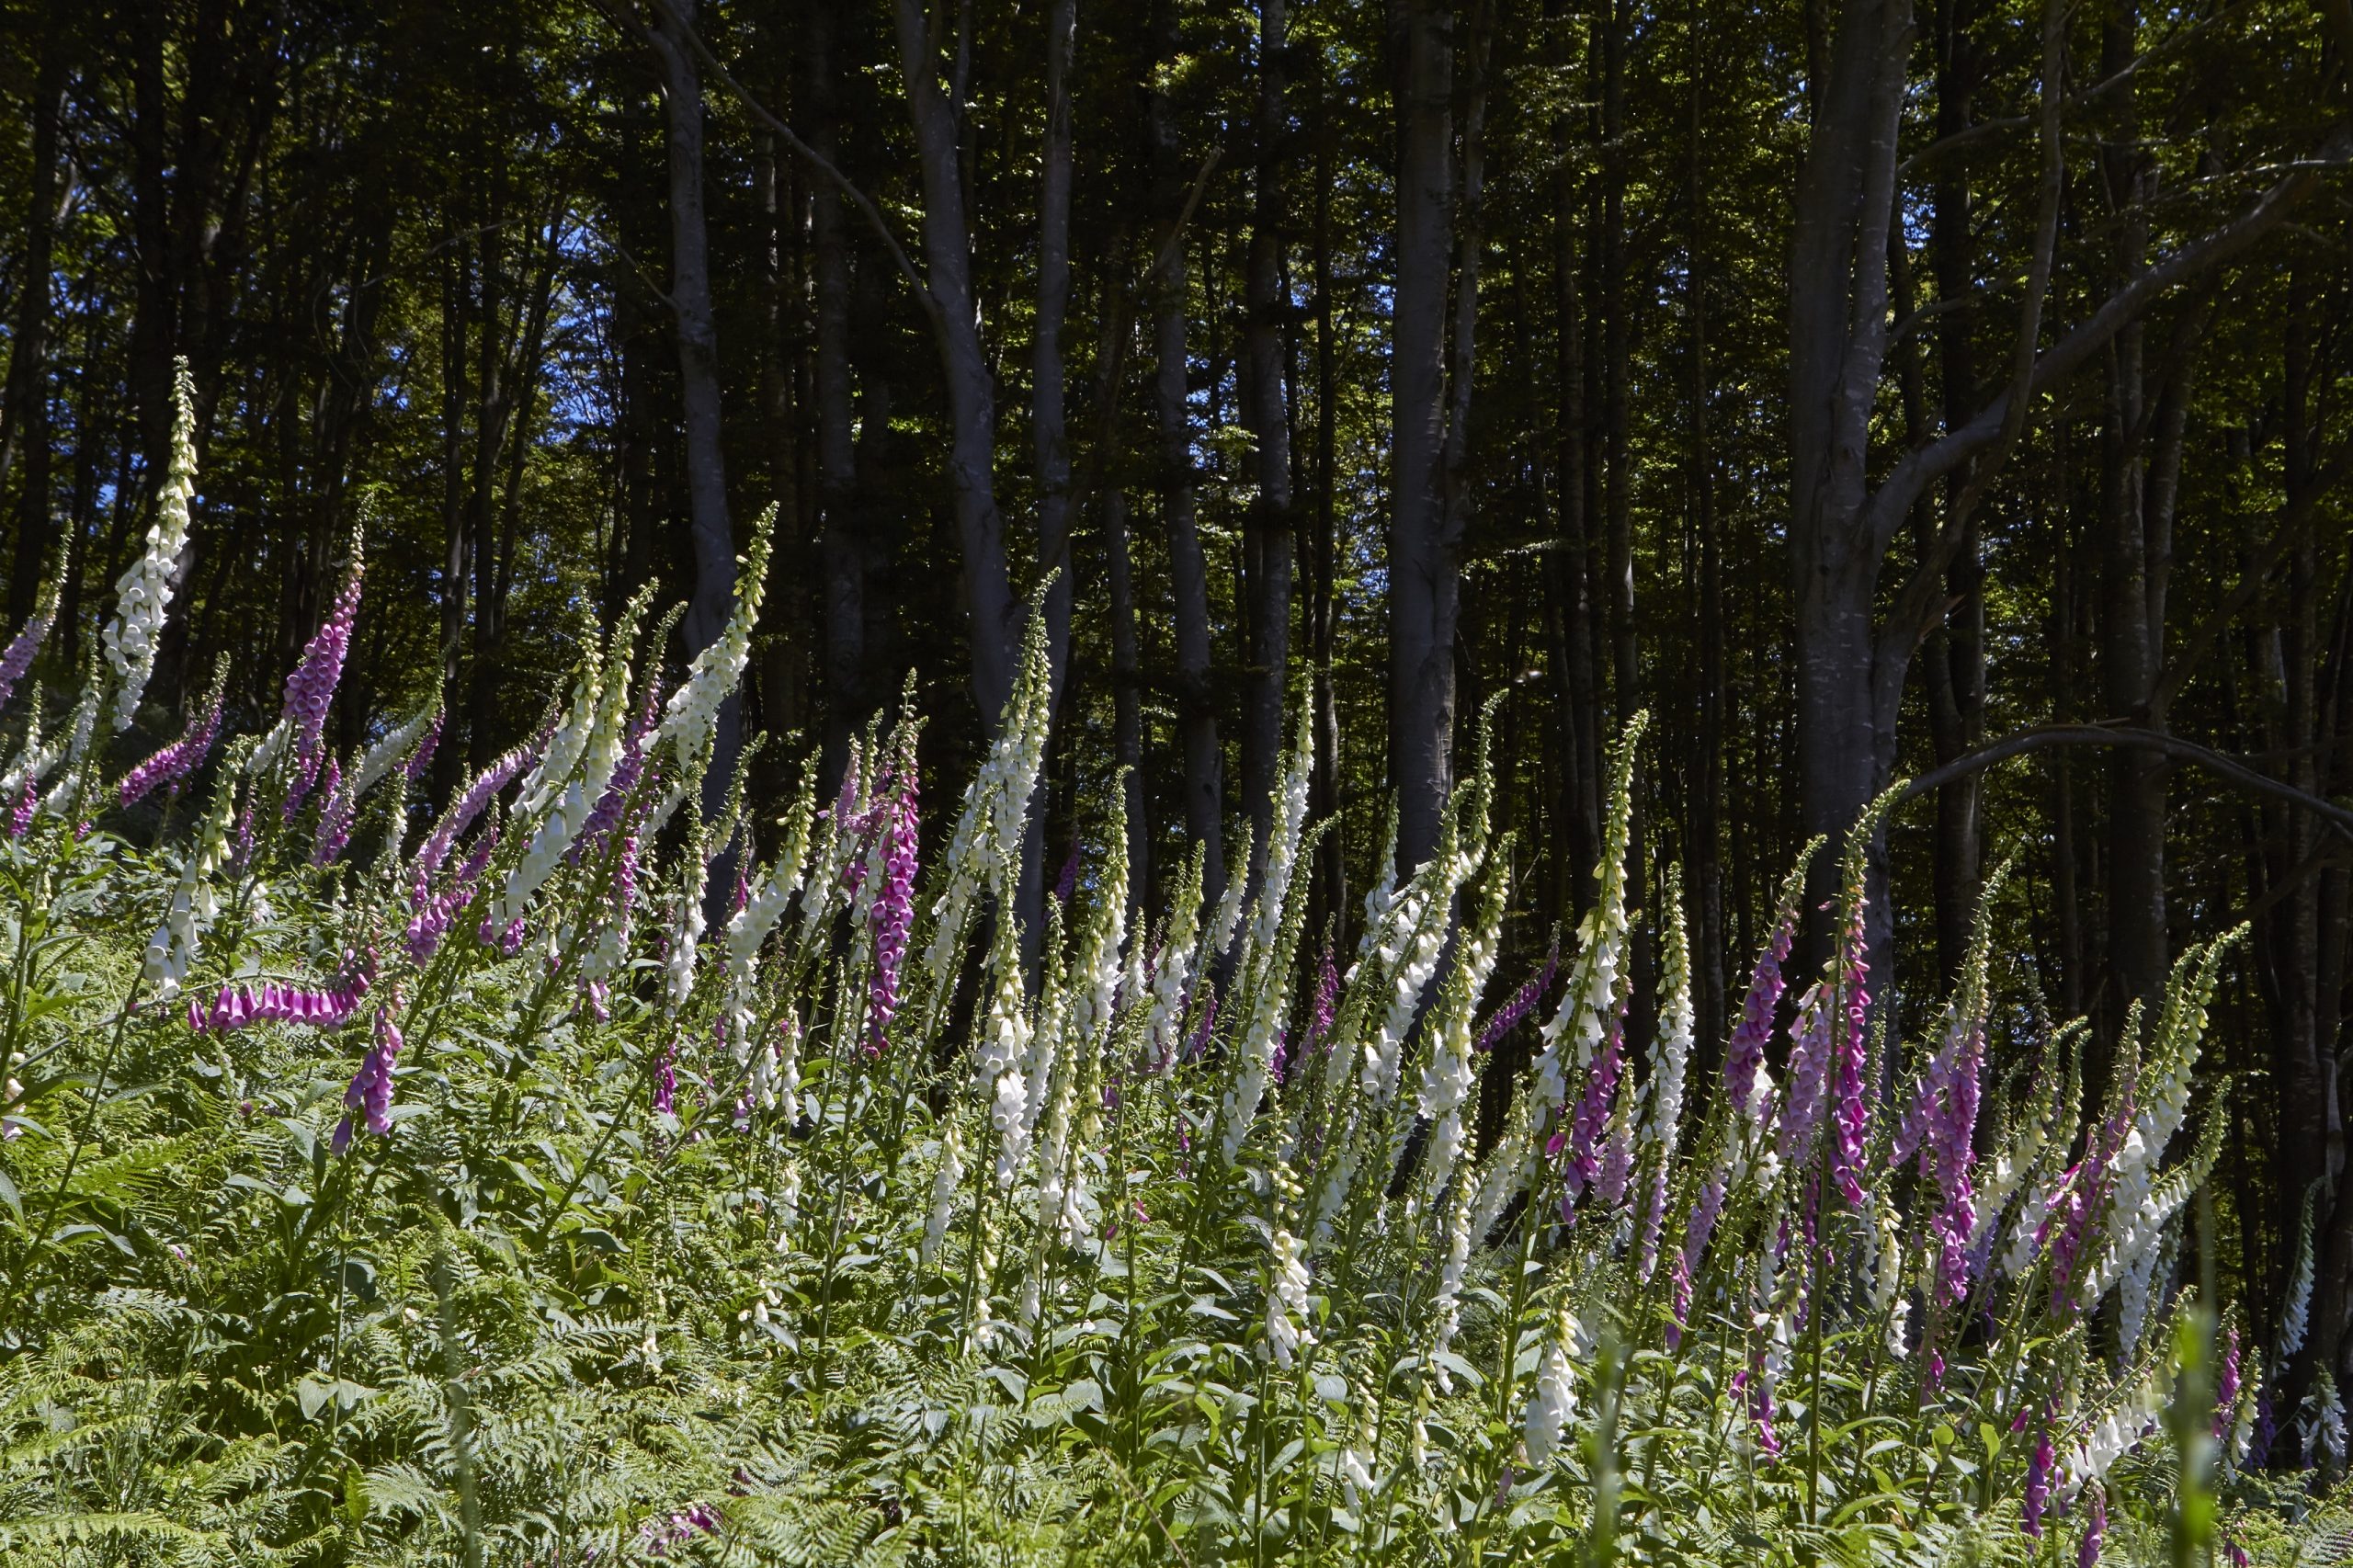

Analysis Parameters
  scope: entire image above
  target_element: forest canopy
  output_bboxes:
[1,0,2352,1559]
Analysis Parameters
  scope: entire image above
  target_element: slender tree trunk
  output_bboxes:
[1544,0,1599,909]
[893,0,1022,727]
[438,241,473,726]
[2097,3,2166,1015]
[1034,0,1077,710]
[1107,483,1149,910]
[804,4,876,776]
[648,0,741,814]
[1388,0,1460,874]
[1686,0,1726,1050]
[470,210,563,767]
[1151,0,1223,908]
[1309,83,1345,937]
[1923,0,1985,984]
[1787,0,1911,975]
[2,32,66,619]
[755,115,807,745]
[1241,0,1295,883]
[466,213,514,768]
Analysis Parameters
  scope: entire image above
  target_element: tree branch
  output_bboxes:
[630,0,944,336]
[1898,724,2353,841]
[1865,130,2349,556]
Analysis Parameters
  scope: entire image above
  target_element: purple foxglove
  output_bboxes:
[0,555,63,718]
[403,711,443,783]
[1306,944,1339,1057]
[280,544,365,815]
[333,1004,404,1152]
[856,752,919,1052]
[2078,1483,2106,1568]
[119,668,227,808]
[1726,850,1813,1119]
[311,757,351,866]
[2023,1426,2053,1536]
[1561,1009,1626,1205]
[1475,942,1558,1054]
[414,744,533,899]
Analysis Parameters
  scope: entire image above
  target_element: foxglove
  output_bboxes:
[103,359,199,732]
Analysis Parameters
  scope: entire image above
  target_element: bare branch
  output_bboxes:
[1864,130,2348,556]
[633,0,943,335]
[1899,724,2353,841]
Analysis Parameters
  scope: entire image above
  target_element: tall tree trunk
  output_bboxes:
[438,241,473,730]
[2,29,66,619]
[1034,0,1077,709]
[892,0,1022,727]
[1787,0,1913,977]
[1152,0,1223,909]
[1547,0,1599,908]
[1923,0,1985,985]
[804,4,877,775]
[1241,0,1295,884]
[1388,0,1460,874]
[471,209,563,767]
[648,0,741,815]
[1686,0,1726,1051]
[1107,482,1149,910]
[466,213,514,768]
[1309,80,1345,937]
[2097,4,2167,1016]
[755,115,807,746]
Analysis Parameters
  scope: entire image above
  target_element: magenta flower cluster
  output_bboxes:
[281,560,364,818]
[2022,1425,2052,1536]
[866,762,919,1057]
[0,607,51,716]
[119,687,225,807]
[1474,942,1558,1054]
[1725,905,1797,1115]
[331,1004,404,1153]
[404,712,443,783]
[1827,902,1874,1209]
[641,1501,722,1557]
[1306,945,1339,1059]
[415,743,534,898]
[1892,1016,1983,1309]
[189,965,372,1033]
[311,757,351,866]
[407,824,499,963]
[1555,1009,1625,1210]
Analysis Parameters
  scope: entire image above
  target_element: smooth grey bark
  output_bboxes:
[1150,0,1223,910]
[1387,0,1461,875]
[646,0,741,814]
[1240,0,1295,886]
[892,0,1022,729]
[1787,0,2333,984]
